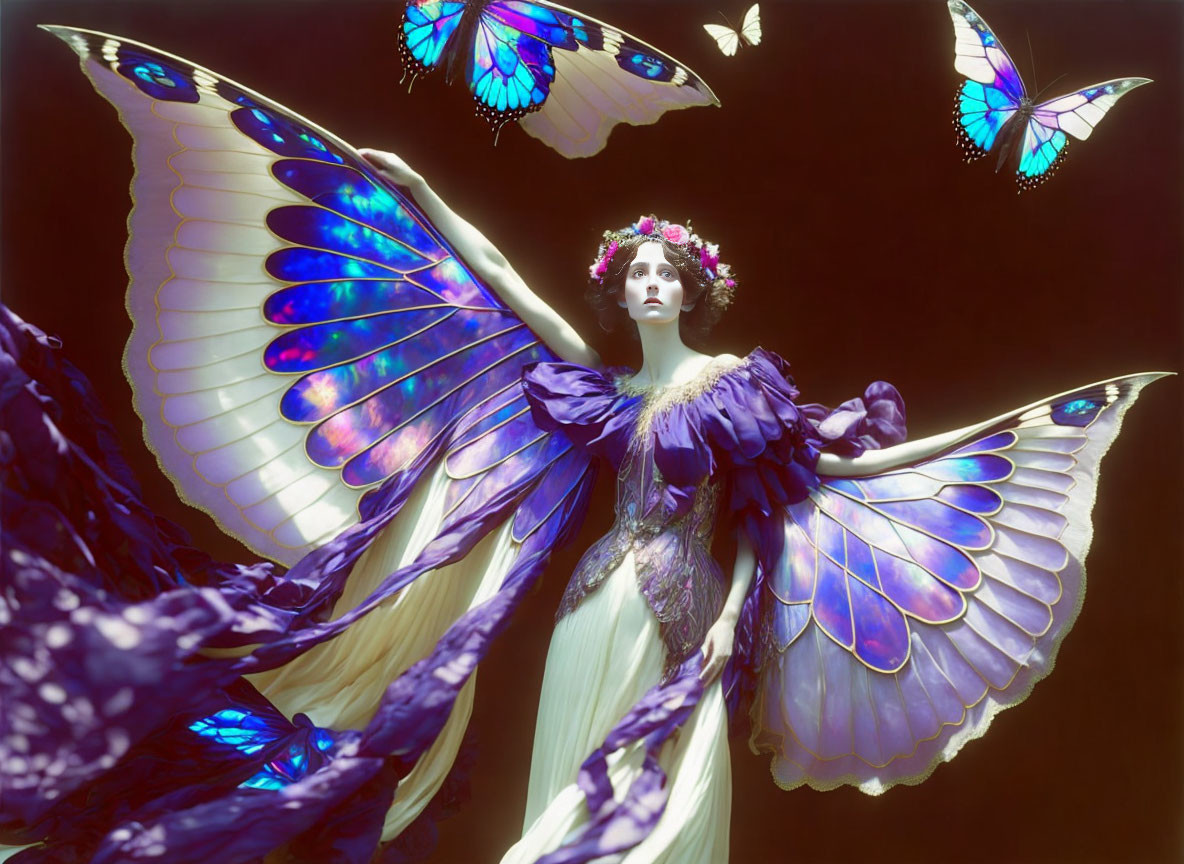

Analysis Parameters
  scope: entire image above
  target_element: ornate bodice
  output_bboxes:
[521,347,905,676]
[556,435,726,674]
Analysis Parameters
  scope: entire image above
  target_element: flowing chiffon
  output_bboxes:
[501,553,731,863]
[248,465,518,840]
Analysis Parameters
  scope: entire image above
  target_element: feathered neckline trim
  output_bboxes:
[614,353,749,435]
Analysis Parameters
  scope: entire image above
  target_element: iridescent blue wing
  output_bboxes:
[1017,78,1151,190]
[750,373,1167,792]
[188,702,343,790]
[399,0,718,157]
[400,0,468,77]
[46,26,591,569]
[947,0,1025,162]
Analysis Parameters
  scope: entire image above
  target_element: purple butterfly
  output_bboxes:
[948,0,1150,191]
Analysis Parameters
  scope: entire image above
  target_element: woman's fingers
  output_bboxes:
[700,647,729,682]
[358,148,414,184]
[700,639,715,681]
[358,147,383,165]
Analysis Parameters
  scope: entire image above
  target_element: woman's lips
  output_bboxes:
[644,298,662,305]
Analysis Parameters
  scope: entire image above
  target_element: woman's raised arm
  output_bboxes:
[361,149,602,369]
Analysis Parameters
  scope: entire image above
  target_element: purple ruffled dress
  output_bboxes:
[501,349,905,863]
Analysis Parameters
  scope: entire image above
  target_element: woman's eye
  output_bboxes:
[632,270,643,277]
[661,270,673,279]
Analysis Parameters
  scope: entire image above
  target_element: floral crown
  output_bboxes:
[588,215,737,308]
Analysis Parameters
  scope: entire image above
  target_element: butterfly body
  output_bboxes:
[989,95,1040,174]
[948,0,1149,191]
[398,0,718,156]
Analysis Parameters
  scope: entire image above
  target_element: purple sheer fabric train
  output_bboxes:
[0,306,904,862]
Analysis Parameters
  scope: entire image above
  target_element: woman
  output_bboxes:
[10,29,1164,859]
[358,149,905,861]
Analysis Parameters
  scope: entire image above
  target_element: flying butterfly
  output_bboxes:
[398,0,719,158]
[703,4,762,57]
[948,0,1150,191]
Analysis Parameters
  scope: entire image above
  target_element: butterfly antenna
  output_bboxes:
[1032,73,1069,103]
[1025,30,1038,92]
[408,74,416,94]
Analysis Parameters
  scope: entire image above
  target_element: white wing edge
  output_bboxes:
[43,26,398,564]
[754,371,1173,794]
[818,372,1173,479]
[518,44,718,159]
[704,23,740,57]
[741,4,762,46]
[1035,77,1152,141]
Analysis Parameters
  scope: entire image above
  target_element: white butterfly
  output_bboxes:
[704,4,762,57]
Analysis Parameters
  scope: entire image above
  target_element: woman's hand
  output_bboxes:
[358,148,423,191]
[699,613,737,683]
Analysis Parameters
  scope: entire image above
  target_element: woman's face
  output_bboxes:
[619,241,690,325]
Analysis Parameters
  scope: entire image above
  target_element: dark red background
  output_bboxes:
[3,1,1181,861]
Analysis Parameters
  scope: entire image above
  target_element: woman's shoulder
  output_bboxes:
[708,348,793,392]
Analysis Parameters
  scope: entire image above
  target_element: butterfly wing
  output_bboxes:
[39,26,605,855]
[399,0,469,78]
[740,4,762,47]
[947,0,1026,162]
[449,0,718,158]
[47,26,592,568]
[1015,77,1152,190]
[747,373,1167,792]
[703,23,741,57]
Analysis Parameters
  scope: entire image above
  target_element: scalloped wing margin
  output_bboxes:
[49,26,573,567]
[396,0,719,158]
[747,373,1165,793]
[515,1,720,158]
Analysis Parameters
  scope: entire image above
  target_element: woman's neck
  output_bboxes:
[635,320,705,387]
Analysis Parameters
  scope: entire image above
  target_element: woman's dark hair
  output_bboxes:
[584,235,733,345]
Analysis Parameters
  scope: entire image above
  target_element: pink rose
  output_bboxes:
[636,216,655,235]
[661,223,689,244]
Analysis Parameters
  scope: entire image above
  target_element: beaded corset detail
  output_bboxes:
[556,434,725,675]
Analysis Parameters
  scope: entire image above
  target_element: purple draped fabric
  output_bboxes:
[521,361,639,469]
[2,309,903,861]
[537,655,705,864]
[520,349,907,857]
[801,380,908,456]
[0,305,593,863]
[523,348,905,527]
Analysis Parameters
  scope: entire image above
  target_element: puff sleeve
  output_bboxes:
[521,361,638,468]
[633,349,822,523]
[702,349,908,525]
[800,381,907,456]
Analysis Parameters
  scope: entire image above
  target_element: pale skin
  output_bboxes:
[359,147,958,682]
